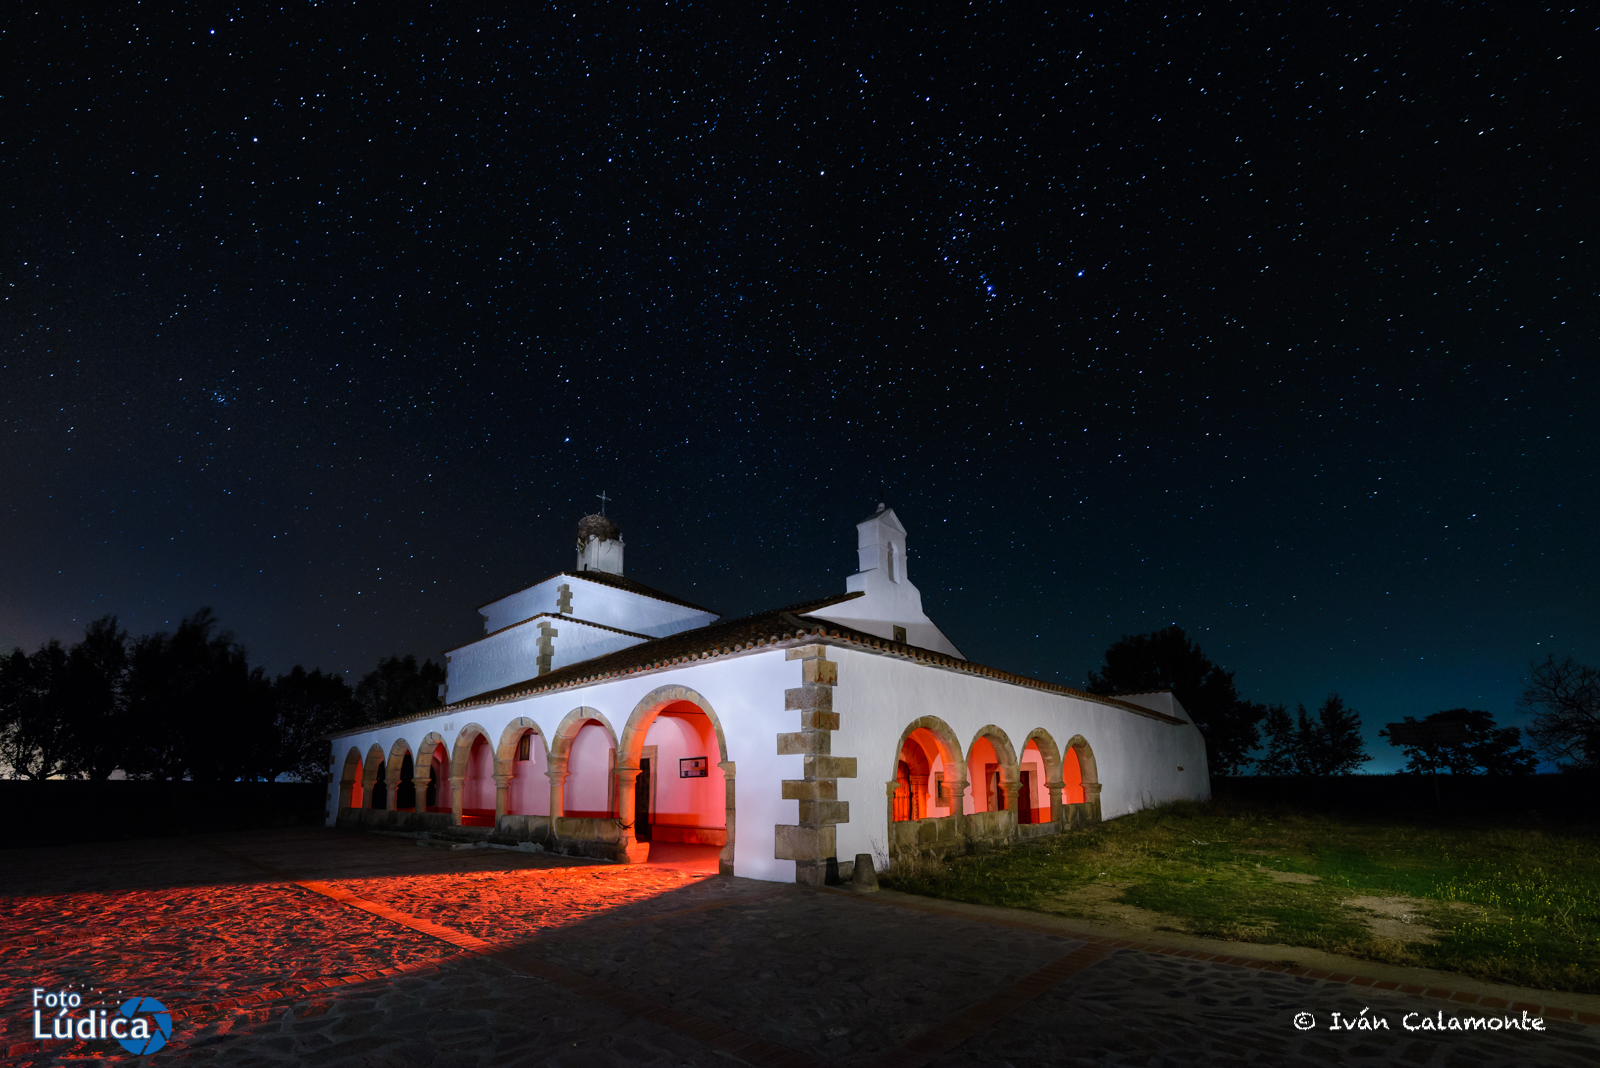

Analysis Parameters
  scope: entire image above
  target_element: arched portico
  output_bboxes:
[547,708,620,856]
[965,725,1018,811]
[338,747,364,811]
[386,738,414,812]
[886,716,968,865]
[416,731,449,813]
[496,717,549,819]
[1018,730,1057,826]
[1063,734,1103,827]
[449,723,495,827]
[615,685,734,873]
[363,744,388,810]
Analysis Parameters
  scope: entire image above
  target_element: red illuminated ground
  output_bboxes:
[4,829,1596,1066]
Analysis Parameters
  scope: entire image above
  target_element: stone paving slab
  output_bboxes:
[2,828,1595,1066]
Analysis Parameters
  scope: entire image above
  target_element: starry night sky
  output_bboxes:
[4,3,1595,771]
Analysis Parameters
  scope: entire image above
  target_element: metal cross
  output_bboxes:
[596,490,611,515]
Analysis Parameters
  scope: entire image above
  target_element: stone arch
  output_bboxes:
[338,747,364,809]
[549,706,619,824]
[1018,728,1060,825]
[618,685,731,765]
[386,737,415,812]
[449,723,496,822]
[416,731,449,812]
[1023,728,1063,782]
[449,723,492,778]
[967,724,1018,768]
[497,716,545,763]
[549,706,617,764]
[886,716,967,864]
[363,743,388,809]
[892,716,964,775]
[615,685,735,872]
[1063,733,1101,808]
[965,725,1018,816]
[498,716,549,817]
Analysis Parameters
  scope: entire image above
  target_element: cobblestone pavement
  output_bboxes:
[3,828,1596,1066]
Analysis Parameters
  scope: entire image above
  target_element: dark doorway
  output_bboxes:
[1017,769,1035,823]
[635,757,652,841]
[397,753,416,810]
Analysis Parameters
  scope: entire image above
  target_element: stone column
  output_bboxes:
[1084,781,1103,825]
[386,764,401,812]
[1003,776,1023,840]
[612,762,649,863]
[717,760,736,876]
[450,775,466,826]
[412,775,432,815]
[546,758,568,834]
[776,644,855,886]
[1047,779,1066,827]
[493,772,512,823]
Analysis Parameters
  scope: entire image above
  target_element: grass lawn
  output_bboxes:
[879,799,1600,995]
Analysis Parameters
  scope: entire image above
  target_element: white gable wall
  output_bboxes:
[481,574,716,638]
[444,616,649,703]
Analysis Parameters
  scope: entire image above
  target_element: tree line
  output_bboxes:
[0,610,444,783]
[1084,626,1587,776]
[7,615,1592,783]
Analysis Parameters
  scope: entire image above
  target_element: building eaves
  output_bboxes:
[444,612,652,655]
[328,589,1188,738]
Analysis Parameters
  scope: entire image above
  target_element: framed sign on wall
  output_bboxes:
[679,756,708,778]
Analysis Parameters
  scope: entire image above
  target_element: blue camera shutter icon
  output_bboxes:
[116,997,173,1055]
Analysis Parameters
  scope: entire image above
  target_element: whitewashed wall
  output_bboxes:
[827,647,1211,867]
[326,647,800,882]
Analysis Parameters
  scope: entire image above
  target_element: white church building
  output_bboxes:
[326,507,1210,884]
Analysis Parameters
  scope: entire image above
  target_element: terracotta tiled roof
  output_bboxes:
[475,569,717,616]
[330,591,1192,738]
[433,590,1186,728]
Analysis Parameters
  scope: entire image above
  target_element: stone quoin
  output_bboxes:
[326,505,1210,882]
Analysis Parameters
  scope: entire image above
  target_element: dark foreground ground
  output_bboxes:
[3,828,1597,1067]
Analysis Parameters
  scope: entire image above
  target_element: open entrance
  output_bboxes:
[1019,739,1050,824]
[894,727,952,821]
[506,728,549,815]
[396,751,416,811]
[965,734,1006,814]
[634,703,723,854]
[461,733,495,826]
[563,719,616,818]
[425,741,451,813]
[1063,744,1086,804]
[614,688,733,873]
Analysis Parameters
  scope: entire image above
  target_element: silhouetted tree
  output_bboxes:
[355,655,445,726]
[1085,626,1266,775]
[124,609,272,781]
[1379,708,1539,776]
[0,641,72,779]
[1252,694,1371,775]
[61,616,131,779]
[269,666,357,783]
[1253,704,1297,775]
[1519,655,1600,770]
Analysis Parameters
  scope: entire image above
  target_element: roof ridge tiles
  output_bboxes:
[327,591,1185,738]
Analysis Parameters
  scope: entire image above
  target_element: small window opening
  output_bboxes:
[515,733,532,761]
